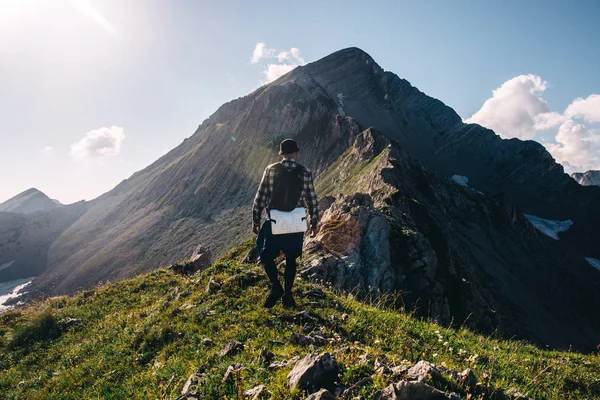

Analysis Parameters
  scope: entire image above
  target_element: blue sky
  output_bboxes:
[1,0,599,203]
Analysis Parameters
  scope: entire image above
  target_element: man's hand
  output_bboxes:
[252,225,260,235]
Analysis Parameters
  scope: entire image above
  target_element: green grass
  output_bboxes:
[1,239,599,399]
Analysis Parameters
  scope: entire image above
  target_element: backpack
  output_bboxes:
[270,163,304,212]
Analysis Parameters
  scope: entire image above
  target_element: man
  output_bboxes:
[252,138,319,308]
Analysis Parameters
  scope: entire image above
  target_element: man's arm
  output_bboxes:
[252,167,271,232]
[304,170,319,231]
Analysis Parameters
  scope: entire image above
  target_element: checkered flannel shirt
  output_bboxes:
[253,158,319,230]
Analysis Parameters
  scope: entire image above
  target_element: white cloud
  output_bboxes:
[544,120,600,173]
[70,126,125,161]
[71,0,119,38]
[249,43,306,84]
[43,146,54,155]
[565,94,600,123]
[467,75,600,172]
[533,112,568,130]
[465,75,550,140]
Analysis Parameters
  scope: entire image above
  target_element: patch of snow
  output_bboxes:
[524,214,573,240]
[337,93,346,116]
[585,257,600,272]
[451,175,469,187]
[0,278,33,312]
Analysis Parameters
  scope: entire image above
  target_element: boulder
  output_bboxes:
[305,388,337,400]
[287,352,339,392]
[406,360,442,383]
[373,380,460,400]
[291,333,333,347]
[191,245,212,271]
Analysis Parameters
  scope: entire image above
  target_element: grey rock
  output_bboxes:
[373,380,460,400]
[202,337,213,347]
[287,352,339,392]
[305,389,337,400]
[190,245,212,272]
[291,333,333,347]
[219,340,244,357]
[406,361,442,383]
[244,384,266,399]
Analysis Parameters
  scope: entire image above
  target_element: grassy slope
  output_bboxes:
[1,240,599,400]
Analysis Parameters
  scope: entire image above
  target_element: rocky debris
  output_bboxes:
[301,193,394,293]
[244,384,266,399]
[373,380,460,400]
[406,361,442,383]
[58,317,82,330]
[206,278,221,294]
[170,246,212,276]
[340,376,373,398]
[391,364,409,377]
[202,337,213,347]
[178,369,208,399]
[287,352,339,392]
[341,313,349,321]
[457,368,477,390]
[219,340,244,357]
[222,363,244,383]
[305,388,337,400]
[291,333,333,347]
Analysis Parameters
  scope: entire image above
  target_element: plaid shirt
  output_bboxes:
[253,158,319,230]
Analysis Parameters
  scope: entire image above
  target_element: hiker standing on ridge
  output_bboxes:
[252,139,319,308]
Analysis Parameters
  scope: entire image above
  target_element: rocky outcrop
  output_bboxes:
[301,193,394,293]
[287,352,339,393]
[572,170,600,186]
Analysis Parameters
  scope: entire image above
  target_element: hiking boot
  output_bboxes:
[282,292,296,308]
[263,285,284,308]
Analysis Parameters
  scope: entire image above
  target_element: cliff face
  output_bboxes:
[572,170,600,186]
[301,128,600,350]
[0,188,60,215]
[12,48,600,349]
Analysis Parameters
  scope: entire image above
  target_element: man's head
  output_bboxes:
[279,138,300,159]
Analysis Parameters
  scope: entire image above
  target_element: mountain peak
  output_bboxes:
[572,170,600,186]
[0,188,59,214]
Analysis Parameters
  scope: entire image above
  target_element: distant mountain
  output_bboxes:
[0,188,61,214]
[571,170,600,186]
[9,47,600,350]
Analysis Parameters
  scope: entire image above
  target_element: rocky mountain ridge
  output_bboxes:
[571,170,600,186]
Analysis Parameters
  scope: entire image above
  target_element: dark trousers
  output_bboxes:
[257,220,304,292]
